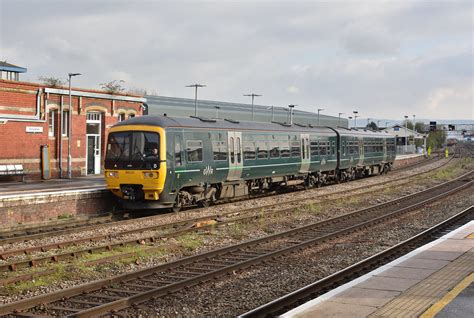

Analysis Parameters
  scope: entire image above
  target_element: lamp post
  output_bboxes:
[186,83,206,117]
[377,120,380,129]
[338,112,344,127]
[413,114,416,132]
[348,116,353,128]
[367,117,371,128]
[288,104,296,125]
[244,93,262,121]
[214,106,220,119]
[353,110,358,128]
[404,115,409,153]
[317,108,324,126]
[67,72,81,179]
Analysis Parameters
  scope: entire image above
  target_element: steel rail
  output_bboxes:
[239,205,474,318]
[0,152,451,255]
[0,171,470,317]
[0,157,461,273]
[0,151,444,245]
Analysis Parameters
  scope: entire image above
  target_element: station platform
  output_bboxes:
[284,220,474,318]
[0,175,105,197]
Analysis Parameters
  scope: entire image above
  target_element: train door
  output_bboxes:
[227,131,243,180]
[383,139,387,161]
[170,133,183,193]
[300,133,310,173]
[358,138,364,166]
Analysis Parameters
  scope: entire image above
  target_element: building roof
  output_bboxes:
[0,61,27,73]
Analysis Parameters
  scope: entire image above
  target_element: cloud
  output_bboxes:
[0,0,472,120]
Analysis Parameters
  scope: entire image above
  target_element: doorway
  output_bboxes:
[86,112,102,175]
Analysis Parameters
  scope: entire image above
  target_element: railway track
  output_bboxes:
[0,153,440,244]
[0,156,456,273]
[240,205,474,317]
[0,170,471,317]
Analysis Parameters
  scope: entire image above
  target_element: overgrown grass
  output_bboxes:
[175,233,204,251]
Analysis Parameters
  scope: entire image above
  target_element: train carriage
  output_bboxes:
[105,116,395,210]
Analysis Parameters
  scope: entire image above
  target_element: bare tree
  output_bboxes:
[38,76,66,87]
[127,87,148,96]
[100,80,125,94]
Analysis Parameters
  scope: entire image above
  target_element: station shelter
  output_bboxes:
[0,76,145,180]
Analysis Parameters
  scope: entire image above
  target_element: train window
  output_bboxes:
[280,141,290,158]
[212,140,227,161]
[243,141,256,160]
[186,140,203,162]
[174,136,182,166]
[291,141,300,158]
[310,141,319,156]
[230,137,235,164]
[269,141,280,158]
[319,142,327,156]
[256,141,268,159]
[236,137,242,163]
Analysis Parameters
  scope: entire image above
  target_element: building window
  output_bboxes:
[48,110,57,137]
[62,110,69,137]
[118,113,126,122]
[128,114,135,119]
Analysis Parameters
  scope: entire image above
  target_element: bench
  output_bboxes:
[0,164,26,182]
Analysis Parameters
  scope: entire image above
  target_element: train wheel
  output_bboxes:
[172,200,182,213]
[198,199,210,208]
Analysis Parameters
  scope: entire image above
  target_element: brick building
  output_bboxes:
[0,73,146,180]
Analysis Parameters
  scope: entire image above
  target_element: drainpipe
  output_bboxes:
[59,96,63,178]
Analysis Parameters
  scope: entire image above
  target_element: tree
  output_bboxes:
[100,80,125,94]
[366,121,378,130]
[38,76,65,87]
[414,121,425,133]
[427,129,446,150]
[402,119,414,131]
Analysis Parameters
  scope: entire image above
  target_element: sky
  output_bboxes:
[0,0,472,121]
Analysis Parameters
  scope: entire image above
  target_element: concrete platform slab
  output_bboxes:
[284,220,474,318]
[356,276,420,292]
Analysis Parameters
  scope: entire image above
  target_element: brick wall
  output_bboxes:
[0,79,144,180]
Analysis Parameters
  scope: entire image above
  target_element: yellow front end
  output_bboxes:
[105,125,167,202]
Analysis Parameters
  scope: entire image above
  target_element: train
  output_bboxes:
[104,115,396,211]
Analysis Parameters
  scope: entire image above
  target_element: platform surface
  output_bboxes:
[284,219,474,318]
[0,175,106,198]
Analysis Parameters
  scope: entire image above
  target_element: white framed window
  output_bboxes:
[118,113,126,122]
[62,110,69,137]
[48,110,57,137]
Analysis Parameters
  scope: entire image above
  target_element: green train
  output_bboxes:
[105,115,396,210]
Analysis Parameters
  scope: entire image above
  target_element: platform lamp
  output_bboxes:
[214,106,220,119]
[67,72,81,179]
[244,93,262,121]
[288,104,296,125]
[186,83,206,117]
[338,112,344,127]
[353,110,358,128]
[404,115,409,153]
[348,116,353,128]
[317,108,324,126]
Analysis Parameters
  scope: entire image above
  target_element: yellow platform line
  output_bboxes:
[420,272,474,318]
[467,233,474,239]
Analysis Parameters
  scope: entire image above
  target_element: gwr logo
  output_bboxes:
[203,165,214,176]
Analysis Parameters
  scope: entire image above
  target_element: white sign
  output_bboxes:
[26,126,43,133]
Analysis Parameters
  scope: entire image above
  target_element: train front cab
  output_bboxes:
[104,125,168,209]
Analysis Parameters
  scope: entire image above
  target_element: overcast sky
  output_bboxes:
[1,0,472,121]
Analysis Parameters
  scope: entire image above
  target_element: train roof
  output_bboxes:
[333,127,395,138]
[114,115,336,134]
[114,115,395,138]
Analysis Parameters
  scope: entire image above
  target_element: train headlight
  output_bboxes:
[107,171,119,178]
[143,171,158,179]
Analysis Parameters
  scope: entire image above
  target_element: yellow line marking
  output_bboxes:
[420,272,474,318]
[467,233,474,239]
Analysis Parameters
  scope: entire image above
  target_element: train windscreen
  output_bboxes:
[105,131,160,169]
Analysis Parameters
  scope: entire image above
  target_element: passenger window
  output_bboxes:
[186,140,203,162]
[292,141,301,158]
[243,140,256,160]
[269,141,280,158]
[175,136,182,166]
[280,141,290,158]
[257,141,268,159]
[310,141,319,156]
[212,140,227,161]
